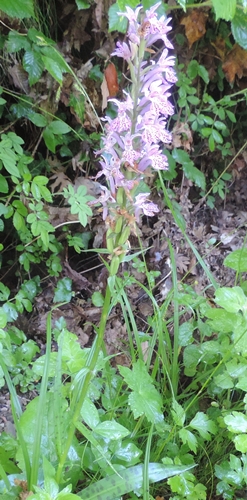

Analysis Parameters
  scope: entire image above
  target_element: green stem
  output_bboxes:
[55,282,112,485]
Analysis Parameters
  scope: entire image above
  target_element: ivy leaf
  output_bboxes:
[0,0,34,19]
[54,278,72,303]
[212,0,236,21]
[119,360,164,424]
[189,412,217,440]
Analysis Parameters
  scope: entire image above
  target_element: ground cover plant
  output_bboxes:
[1,0,247,499]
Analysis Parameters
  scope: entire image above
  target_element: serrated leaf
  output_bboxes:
[23,50,44,85]
[189,412,217,440]
[78,463,196,500]
[119,360,163,424]
[231,9,247,49]
[224,411,247,433]
[183,162,206,189]
[172,400,185,426]
[179,428,198,453]
[108,3,128,33]
[212,0,236,20]
[0,0,34,19]
[6,31,31,52]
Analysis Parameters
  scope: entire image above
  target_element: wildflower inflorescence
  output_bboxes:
[95,2,176,267]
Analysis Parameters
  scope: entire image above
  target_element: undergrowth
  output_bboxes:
[0,0,247,499]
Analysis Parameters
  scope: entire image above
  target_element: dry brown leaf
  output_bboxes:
[175,253,190,273]
[8,63,29,93]
[222,44,247,83]
[63,261,90,290]
[172,121,193,151]
[180,9,207,48]
[211,36,227,60]
[49,171,71,193]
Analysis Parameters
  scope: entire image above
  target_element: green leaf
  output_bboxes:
[178,321,194,346]
[208,134,215,152]
[189,412,217,440]
[212,0,236,20]
[179,428,198,453]
[6,31,31,52]
[224,248,247,272]
[75,0,90,9]
[108,3,128,33]
[92,291,104,307]
[119,360,164,424]
[0,283,10,301]
[41,56,63,85]
[43,128,56,153]
[81,398,100,428]
[94,420,130,440]
[28,112,47,128]
[177,0,186,10]
[0,174,8,193]
[0,307,7,328]
[78,463,196,500]
[231,9,247,49]
[48,121,71,135]
[214,286,247,313]
[54,277,72,303]
[23,50,44,85]
[224,411,247,433]
[183,162,206,190]
[171,400,185,426]
[234,434,247,452]
[212,129,223,144]
[197,64,209,83]
[0,0,34,19]
[205,308,239,333]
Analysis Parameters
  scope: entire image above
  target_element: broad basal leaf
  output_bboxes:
[0,0,34,19]
[78,463,196,500]
[232,9,247,49]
